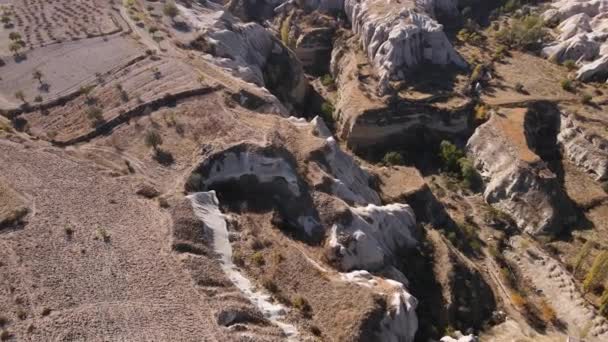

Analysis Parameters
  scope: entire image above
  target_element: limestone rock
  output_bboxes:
[558,111,608,181]
[342,270,418,342]
[328,203,417,271]
[466,108,575,235]
[543,0,608,82]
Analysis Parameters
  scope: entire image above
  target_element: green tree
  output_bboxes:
[8,31,21,41]
[382,151,405,166]
[440,140,465,173]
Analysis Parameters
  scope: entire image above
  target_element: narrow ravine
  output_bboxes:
[187,191,299,339]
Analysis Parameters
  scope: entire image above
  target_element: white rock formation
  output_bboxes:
[270,0,465,93]
[466,115,569,235]
[576,54,608,81]
[342,270,418,342]
[202,150,302,196]
[506,236,608,341]
[329,203,417,271]
[558,111,608,180]
[323,137,382,205]
[440,333,478,342]
[179,3,308,102]
[543,0,608,81]
[344,0,466,93]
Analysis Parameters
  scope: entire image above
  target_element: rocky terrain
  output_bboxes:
[1,0,608,341]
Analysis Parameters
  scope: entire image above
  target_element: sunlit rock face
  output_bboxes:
[542,0,608,82]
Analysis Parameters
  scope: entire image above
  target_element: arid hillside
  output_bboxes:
[1,1,608,342]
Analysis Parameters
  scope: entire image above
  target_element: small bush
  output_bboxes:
[34,95,42,102]
[320,74,335,87]
[95,228,111,243]
[511,292,526,308]
[439,140,465,173]
[382,151,404,166]
[186,173,202,191]
[320,101,335,123]
[251,252,265,266]
[495,15,546,51]
[261,277,278,293]
[40,308,51,317]
[563,59,577,71]
[144,130,163,150]
[540,300,556,322]
[0,330,10,341]
[581,93,592,105]
[514,82,525,93]
[474,104,490,124]
[583,251,608,292]
[560,79,574,92]
[232,250,245,267]
[292,296,310,312]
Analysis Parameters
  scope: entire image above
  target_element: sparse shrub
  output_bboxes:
[40,308,51,317]
[292,295,310,312]
[186,173,202,191]
[600,287,608,317]
[571,240,593,277]
[144,130,163,151]
[95,228,111,243]
[581,93,592,105]
[310,325,322,336]
[251,252,264,266]
[540,300,556,322]
[511,292,526,308]
[34,95,42,102]
[261,277,278,293]
[8,32,21,41]
[495,15,546,51]
[514,82,525,93]
[560,79,574,92]
[163,1,179,20]
[602,181,608,194]
[64,225,74,237]
[86,107,104,128]
[320,101,334,123]
[563,59,577,71]
[0,330,10,341]
[470,64,484,83]
[280,14,292,46]
[16,309,26,320]
[583,251,608,293]
[474,104,490,124]
[320,74,335,88]
[232,250,245,267]
[382,151,404,166]
[14,90,25,103]
[439,140,465,173]
[0,316,6,327]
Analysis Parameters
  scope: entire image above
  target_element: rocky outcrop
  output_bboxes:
[466,108,575,235]
[328,203,417,271]
[344,0,466,93]
[179,3,309,108]
[342,270,418,342]
[558,111,608,181]
[330,35,471,153]
[542,0,608,82]
[236,0,465,92]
